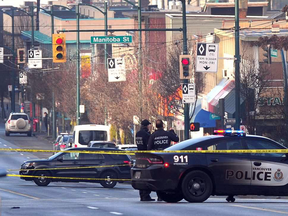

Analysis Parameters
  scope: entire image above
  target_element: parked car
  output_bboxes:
[5,113,32,136]
[132,130,288,203]
[88,141,117,149]
[20,148,131,188]
[118,144,137,150]
[71,124,110,148]
[58,134,73,151]
[53,133,69,151]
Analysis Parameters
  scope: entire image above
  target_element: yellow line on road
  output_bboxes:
[0,188,39,200]
[232,204,288,215]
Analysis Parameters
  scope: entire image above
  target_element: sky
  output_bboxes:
[0,0,49,7]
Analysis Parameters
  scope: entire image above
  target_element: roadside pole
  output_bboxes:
[181,0,190,140]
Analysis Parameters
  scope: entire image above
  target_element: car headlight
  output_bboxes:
[22,162,34,168]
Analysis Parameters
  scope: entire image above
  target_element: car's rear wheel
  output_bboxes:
[181,170,212,203]
[156,191,183,203]
[27,131,32,137]
[5,131,9,136]
[34,171,51,186]
[100,171,117,188]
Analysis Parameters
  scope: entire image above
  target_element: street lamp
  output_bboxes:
[76,2,108,125]
[122,0,142,119]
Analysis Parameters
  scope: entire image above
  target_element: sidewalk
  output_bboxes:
[34,131,55,144]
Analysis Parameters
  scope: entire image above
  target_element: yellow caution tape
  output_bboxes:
[8,164,130,172]
[0,148,288,154]
[7,174,131,182]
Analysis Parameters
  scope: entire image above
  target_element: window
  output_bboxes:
[246,138,285,157]
[78,131,107,145]
[78,153,105,160]
[11,115,28,120]
[207,139,243,151]
[62,152,80,160]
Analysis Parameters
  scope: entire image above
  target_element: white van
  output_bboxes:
[71,124,110,148]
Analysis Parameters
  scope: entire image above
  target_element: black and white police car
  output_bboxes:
[131,130,288,203]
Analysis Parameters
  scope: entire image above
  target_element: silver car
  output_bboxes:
[5,113,32,136]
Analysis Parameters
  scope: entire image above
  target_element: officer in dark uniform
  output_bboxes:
[148,119,179,150]
[136,119,155,201]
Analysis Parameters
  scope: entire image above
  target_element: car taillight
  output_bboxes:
[8,120,10,124]
[74,144,77,148]
[138,157,163,164]
[60,144,65,149]
[164,162,169,168]
[123,161,130,164]
[55,142,59,146]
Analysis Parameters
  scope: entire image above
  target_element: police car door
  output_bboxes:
[206,137,251,194]
[245,137,288,196]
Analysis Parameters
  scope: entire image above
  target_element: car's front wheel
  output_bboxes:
[34,171,51,186]
[181,170,212,203]
[156,191,183,203]
[100,171,117,188]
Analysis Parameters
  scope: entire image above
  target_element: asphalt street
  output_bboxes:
[1,124,288,215]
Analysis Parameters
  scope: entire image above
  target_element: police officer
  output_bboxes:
[148,119,179,150]
[136,119,155,201]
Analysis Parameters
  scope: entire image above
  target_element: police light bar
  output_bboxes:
[213,130,245,136]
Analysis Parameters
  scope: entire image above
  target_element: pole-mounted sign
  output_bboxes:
[196,43,219,73]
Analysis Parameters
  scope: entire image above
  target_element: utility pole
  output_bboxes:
[138,0,143,120]
[235,0,240,130]
[76,5,80,125]
[51,6,56,140]
[181,0,190,140]
[11,8,15,112]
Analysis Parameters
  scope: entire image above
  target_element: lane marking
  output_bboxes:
[110,212,123,215]
[61,187,66,189]
[232,204,288,215]
[87,206,99,210]
[20,153,23,156]
[94,194,100,196]
[82,192,87,194]
[0,188,39,200]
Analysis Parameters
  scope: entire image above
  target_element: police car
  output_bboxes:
[131,130,288,203]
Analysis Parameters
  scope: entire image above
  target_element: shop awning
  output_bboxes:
[207,78,235,113]
[191,98,216,128]
[220,89,245,114]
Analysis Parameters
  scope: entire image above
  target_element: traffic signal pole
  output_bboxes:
[51,6,56,139]
[235,0,241,130]
[76,5,80,125]
[181,0,190,140]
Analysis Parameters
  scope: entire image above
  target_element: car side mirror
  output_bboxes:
[57,157,63,162]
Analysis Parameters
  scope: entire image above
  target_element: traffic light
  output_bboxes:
[263,44,271,64]
[179,55,192,79]
[190,122,200,131]
[17,48,25,64]
[52,33,66,63]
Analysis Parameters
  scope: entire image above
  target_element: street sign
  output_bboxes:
[209,113,221,120]
[182,83,195,104]
[133,115,140,125]
[225,118,236,125]
[0,47,3,63]
[196,43,219,73]
[91,36,133,44]
[19,71,28,84]
[80,105,85,114]
[36,93,45,100]
[8,85,12,92]
[271,49,278,58]
[107,58,126,82]
[28,49,42,69]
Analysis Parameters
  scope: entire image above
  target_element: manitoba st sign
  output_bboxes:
[91,36,133,44]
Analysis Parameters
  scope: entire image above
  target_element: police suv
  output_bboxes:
[131,130,288,203]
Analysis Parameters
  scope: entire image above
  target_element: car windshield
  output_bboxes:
[165,136,217,150]
[79,131,107,145]
[11,115,28,120]
[92,143,115,148]
[62,136,70,142]
[49,151,64,160]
